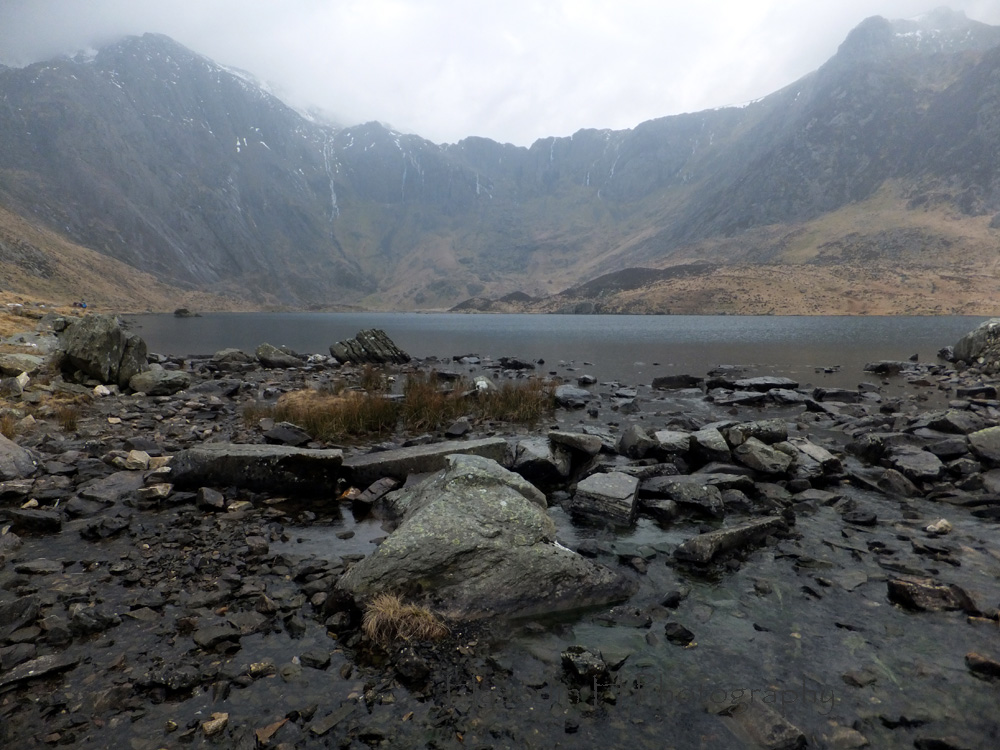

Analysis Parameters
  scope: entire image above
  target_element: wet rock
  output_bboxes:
[193,623,242,651]
[345,437,507,485]
[724,419,788,446]
[196,486,227,511]
[255,343,301,368]
[0,652,79,689]
[58,314,148,387]
[733,376,799,392]
[674,516,787,564]
[0,434,38,480]
[653,429,692,455]
[14,558,64,575]
[172,443,344,492]
[691,427,731,463]
[652,374,704,390]
[663,621,695,645]
[887,576,979,614]
[338,454,632,620]
[128,366,192,395]
[554,384,594,408]
[640,477,724,518]
[965,651,1000,680]
[561,646,609,682]
[3,508,62,534]
[954,318,1000,371]
[549,430,603,457]
[616,424,656,459]
[329,329,410,365]
[0,596,39,640]
[211,348,254,368]
[353,477,402,508]
[888,448,943,482]
[812,386,861,403]
[733,437,793,475]
[713,695,806,750]
[569,471,639,525]
[510,437,572,488]
[968,426,1000,465]
[262,421,312,446]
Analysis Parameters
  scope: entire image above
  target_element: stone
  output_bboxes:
[549,430,603,456]
[724,419,788,446]
[888,448,943,482]
[617,424,656,459]
[954,318,1000,370]
[653,429,691,454]
[733,437,793,475]
[0,653,79,690]
[337,454,632,620]
[344,437,506,486]
[0,434,37,480]
[3,508,62,534]
[570,471,640,525]
[652,374,704,390]
[0,353,45,377]
[172,443,344,492]
[128,367,192,395]
[713,697,806,750]
[691,427,731,463]
[255,343,301,368]
[812,387,861,403]
[965,652,1000,680]
[674,516,787,564]
[968,426,1000,465]
[733,376,799,391]
[561,646,609,682]
[329,329,410,365]
[510,437,571,488]
[887,576,978,613]
[58,314,148,388]
[639,477,724,518]
[788,437,843,473]
[554,384,594,408]
[263,421,312,446]
[211,348,254,366]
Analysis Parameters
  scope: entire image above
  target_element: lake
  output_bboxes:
[124,313,987,389]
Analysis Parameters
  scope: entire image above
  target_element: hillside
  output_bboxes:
[0,9,999,314]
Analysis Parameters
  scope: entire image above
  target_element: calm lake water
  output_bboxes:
[124,313,987,389]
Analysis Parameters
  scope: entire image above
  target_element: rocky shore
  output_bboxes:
[1,314,1000,749]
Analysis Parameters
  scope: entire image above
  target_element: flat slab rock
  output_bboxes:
[344,437,507,485]
[570,471,640,525]
[171,443,343,492]
[674,516,787,564]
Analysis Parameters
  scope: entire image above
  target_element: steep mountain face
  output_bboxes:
[1,10,999,311]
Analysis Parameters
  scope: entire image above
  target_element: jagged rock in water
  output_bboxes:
[329,329,410,365]
[58,314,148,388]
[569,471,640,525]
[955,318,1000,371]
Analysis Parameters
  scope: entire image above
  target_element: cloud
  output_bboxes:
[1,1,998,146]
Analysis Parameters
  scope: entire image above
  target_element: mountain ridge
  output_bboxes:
[0,11,998,314]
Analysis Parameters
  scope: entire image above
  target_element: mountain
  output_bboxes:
[1,10,1000,313]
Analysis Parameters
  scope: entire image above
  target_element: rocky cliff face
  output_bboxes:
[1,10,999,310]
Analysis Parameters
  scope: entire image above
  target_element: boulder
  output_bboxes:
[691,427,731,463]
[548,431,603,457]
[639,477,724,518]
[329,329,410,365]
[653,429,692,455]
[554,384,594,408]
[969,427,1000,465]
[211,348,255,368]
[652,374,704,390]
[0,353,45,377]
[0,434,37,480]
[171,443,343,492]
[509,437,571,488]
[955,318,1000,370]
[617,424,656,459]
[733,376,799,392]
[887,448,943,483]
[337,454,632,620]
[733,437,793,475]
[128,366,192,396]
[58,314,148,388]
[569,471,640,525]
[255,343,301,368]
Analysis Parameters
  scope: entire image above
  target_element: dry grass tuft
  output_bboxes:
[401,372,466,431]
[362,593,449,647]
[0,413,18,439]
[273,388,399,439]
[56,405,80,432]
[475,378,555,425]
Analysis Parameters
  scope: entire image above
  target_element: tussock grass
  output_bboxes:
[475,378,555,425]
[56,405,79,432]
[0,413,18,439]
[362,593,449,647]
[242,371,556,441]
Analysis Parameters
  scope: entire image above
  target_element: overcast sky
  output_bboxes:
[2,1,999,146]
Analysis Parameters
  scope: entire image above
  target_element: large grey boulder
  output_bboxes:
[128,366,192,396]
[58,314,148,388]
[0,353,45,377]
[338,454,632,620]
[733,437,793,475]
[255,343,301,368]
[171,443,343,492]
[969,426,1000,465]
[509,437,572,488]
[0,434,38,480]
[329,329,410,365]
[955,318,1000,370]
